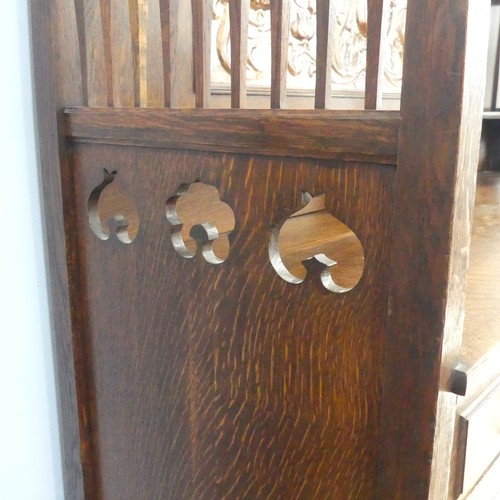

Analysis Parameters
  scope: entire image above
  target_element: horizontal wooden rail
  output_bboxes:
[64,107,400,164]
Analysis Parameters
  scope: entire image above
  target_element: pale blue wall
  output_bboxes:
[0,0,64,498]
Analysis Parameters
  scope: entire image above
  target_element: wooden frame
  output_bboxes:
[30,0,490,498]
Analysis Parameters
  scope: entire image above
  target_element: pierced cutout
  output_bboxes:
[166,181,235,264]
[269,192,365,293]
[88,169,140,243]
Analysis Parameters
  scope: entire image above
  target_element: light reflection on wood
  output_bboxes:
[269,192,364,293]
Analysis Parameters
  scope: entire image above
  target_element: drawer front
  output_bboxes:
[457,380,500,496]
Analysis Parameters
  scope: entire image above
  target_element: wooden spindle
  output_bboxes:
[159,0,180,107]
[364,0,388,110]
[73,0,89,106]
[109,0,137,107]
[129,0,141,107]
[270,0,290,109]
[229,0,249,108]
[99,0,114,105]
[315,0,335,109]
[74,0,109,107]
[191,0,212,108]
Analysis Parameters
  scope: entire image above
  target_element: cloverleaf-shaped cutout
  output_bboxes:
[166,181,236,264]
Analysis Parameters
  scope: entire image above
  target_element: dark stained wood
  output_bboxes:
[30,1,498,497]
[109,0,136,107]
[364,0,387,110]
[270,0,290,109]
[30,0,91,498]
[159,0,179,107]
[315,0,335,110]
[128,0,141,107]
[377,0,490,499]
[191,0,211,108]
[72,142,394,498]
[229,0,250,108]
[64,107,400,164]
[74,0,109,107]
[99,0,113,106]
[53,0,84,105]
[73,0,89,105]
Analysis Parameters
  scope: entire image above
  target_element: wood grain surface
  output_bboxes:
[64,107,400,164]
[159,0,179,107]
[191,0,212,108]
[31,0,87,497]
[462,173,500,368]
[72,142,394,498]
[377,0,490,498]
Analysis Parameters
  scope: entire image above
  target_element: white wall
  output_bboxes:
[0,1,64,498]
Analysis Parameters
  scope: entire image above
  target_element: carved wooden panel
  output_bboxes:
[211,0,407,95]
[72,142,394,498]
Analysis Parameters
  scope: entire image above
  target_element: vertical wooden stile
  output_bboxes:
[270,0,290,109]
[159,0,180,107]
[99,0,114,106]
[364,0,387,110]
[315,0,335,109]
[129,0,141,106]
[377,0,490,498]
[31,0,98,497]
[191,0,212,108]
[73,0,89,106]
[229,0,249,108]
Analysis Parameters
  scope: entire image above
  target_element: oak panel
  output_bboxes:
[72,142,394,498]
[65,107,400,164]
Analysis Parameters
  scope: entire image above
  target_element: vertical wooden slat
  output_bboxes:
[129,0,141,106]
[99,0,114,105]
[54,0,84,105]
[73,0,89,106]
[315,0,335,109]
[74,0,109,107]
[110,0,135,107]
[229,0,249,108]
[364,0,387,110]
[147,0,165,106]
[270,0,290,109]
[377,0,490,498]
[159,0,180,107]
[191,0,211,108]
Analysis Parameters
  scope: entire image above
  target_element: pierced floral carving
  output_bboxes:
[269,192,364,293]
[166,181,236,264]
[211,0,407,93]
[88,169,140,244]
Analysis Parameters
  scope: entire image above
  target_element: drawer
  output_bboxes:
[455,379,500,497]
